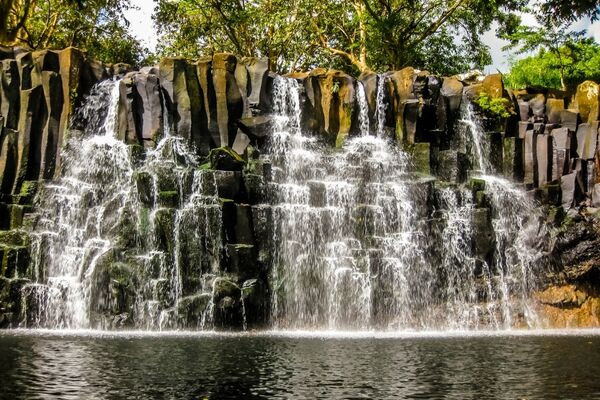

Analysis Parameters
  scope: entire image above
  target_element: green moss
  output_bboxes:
[158,191,179,208]
[475,191,488,208]
[469,178,486,192]
[138,207,150,236]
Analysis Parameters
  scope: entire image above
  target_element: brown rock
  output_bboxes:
[574,80,600,124]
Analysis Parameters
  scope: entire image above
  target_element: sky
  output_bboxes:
[124,1,600,73]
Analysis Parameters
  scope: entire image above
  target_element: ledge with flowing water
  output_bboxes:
[0,47,599,330]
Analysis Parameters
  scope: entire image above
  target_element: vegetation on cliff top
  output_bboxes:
[1,0,600,79]
[0,0,149,65]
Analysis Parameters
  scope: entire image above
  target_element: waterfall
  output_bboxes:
[454,99,548,328]
[23,80,131,328]
[17,73,548,332]
[356,82,370,136]
[375,75,387,137]
[269,77,440,329]
[267,78,547,330]
[459,101,492,173]
[23,80,223,330]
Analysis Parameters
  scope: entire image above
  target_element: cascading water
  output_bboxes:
[23,80,223,330]
[356,82,370,136]
[459,101,492,173]
[375,74,387,137]
[269,76,481,330]
[267,77,548,330]
[23,80,129,328]
[454,98,548,328]
[18,72,548,332]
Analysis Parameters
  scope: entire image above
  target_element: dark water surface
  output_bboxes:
[1,330,599,399]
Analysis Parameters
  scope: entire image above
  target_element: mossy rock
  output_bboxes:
[213,277,241,300]
[469,178,486,192]
[17,181,38,205]
[0,230,30,247]
[407,143,431,175]
[135,171,154,206]
[177,293,211,326]
[158,191,179,208]
[206,147,245,171]
[128,144,146,167]
[475,190,489,208]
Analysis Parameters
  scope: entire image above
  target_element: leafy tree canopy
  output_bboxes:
[503,1,600,90]
[504,38,600,89]
[0,0,149,66]
[154,0,526,75]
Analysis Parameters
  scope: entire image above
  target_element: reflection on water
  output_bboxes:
[1,331,600,399]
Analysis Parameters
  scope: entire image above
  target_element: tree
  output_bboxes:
[154,0,525,75]
[539,0,600,22]
[505,38,600,90]
[0,0,149,66]
[502,1,600,90]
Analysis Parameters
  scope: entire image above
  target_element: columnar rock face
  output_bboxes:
[1,47,600,329]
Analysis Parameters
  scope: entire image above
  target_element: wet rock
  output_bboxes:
[212,277,243,330]
[408,143,431,174]
[243,173,266,204]
[242,278,268,328]
[222,203,255,245]
[214,171,243,200]
[154,208,176,252]
[177,293,211,327]
[237,115,274,140]
[225,244,259,281]
[472,208,494,266]
[436,150,467,182]
[207,146,245,171]
[158,191,179,208]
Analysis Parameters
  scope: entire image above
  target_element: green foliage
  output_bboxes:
[474,92,513,118]
[505,39,600,89]
[154,0,525,74]
[0,0,150,66]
